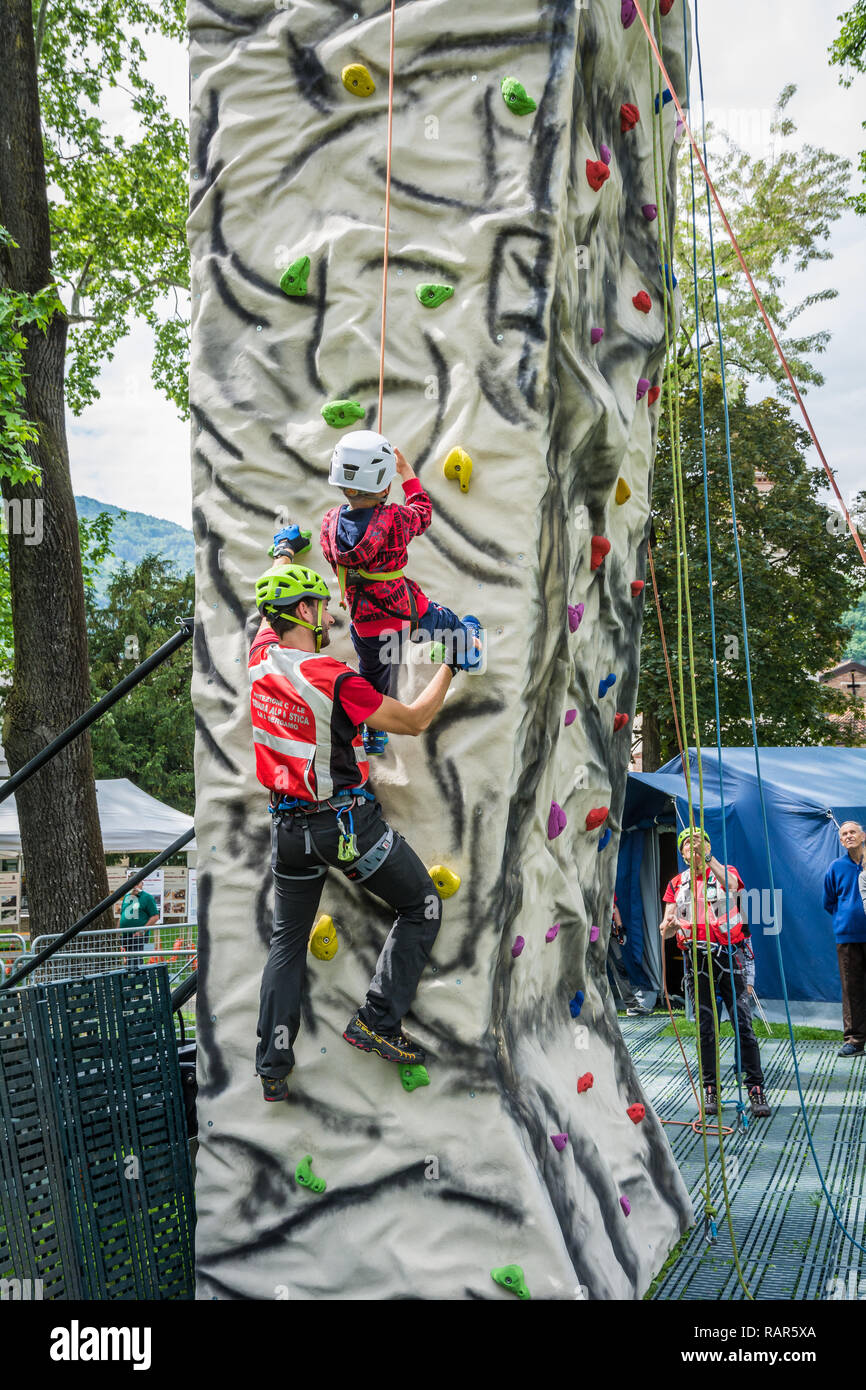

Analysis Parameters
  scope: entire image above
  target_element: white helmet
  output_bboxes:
[329,430,396,492]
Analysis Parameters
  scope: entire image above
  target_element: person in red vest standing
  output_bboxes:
[250,557,469,1103]
[659,827,770,1120]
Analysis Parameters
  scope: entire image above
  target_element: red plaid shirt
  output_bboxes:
[321,478,432,635]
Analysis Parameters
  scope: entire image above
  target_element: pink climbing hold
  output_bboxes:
[621,0,637,27]
[648,385,661,405]
[599,143,612,166]
[632,290,651,314]
[620,103,640,133]
[551,1133,569,1151]
[577,1072,594,1093]
[590,326,604,344]
[613,712,629,732]
[546,923,560,943]
[564,708,577,726]
[631,580,645,596]
[636,378,650,401]
[627,1103,646,1124]
[620,1195,632,1217]
[511,936,525,959]
[585,806,609,832]
[589,924,600,943]
[548,802,567,840]
[641,203,658,221]
[586,159,611,192]
[590,536,610,571]
[568,602,584,632]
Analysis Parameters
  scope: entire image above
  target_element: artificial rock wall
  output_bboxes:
[189,0,693,1300]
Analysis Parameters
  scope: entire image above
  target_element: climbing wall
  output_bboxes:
[189,0,693,1300]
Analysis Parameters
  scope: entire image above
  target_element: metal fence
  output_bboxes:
[22,923,198,991]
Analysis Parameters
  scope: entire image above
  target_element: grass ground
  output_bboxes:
[657,1018,843,1042]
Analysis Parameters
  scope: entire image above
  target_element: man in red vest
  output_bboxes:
[660,827,770,1119]
[250,559,466,1102]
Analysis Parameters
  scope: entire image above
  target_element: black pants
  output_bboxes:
[684,946,764,1089]
[837,942,866,1046]
[256,798,442,1078]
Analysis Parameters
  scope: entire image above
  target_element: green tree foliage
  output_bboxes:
[843,592,866,661]
[672,86,850,395]
[86,554,194,813]
[0,226,62,483]
[639,380,866,766]
[36,0,189,414]
[829,0,866,215]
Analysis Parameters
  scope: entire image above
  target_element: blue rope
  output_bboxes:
[692,0,866,1253]
[683,0,747,1124]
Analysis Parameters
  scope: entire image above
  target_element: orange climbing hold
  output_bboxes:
[632,291,651,314]
[615,478,631,505]
[577,1072,594,1093]
[590,536,611,570]
[620,103,640,133]
[631,580,645,596]
[585,806,609,831]
[586,159,611,192]
[613,713,629,731]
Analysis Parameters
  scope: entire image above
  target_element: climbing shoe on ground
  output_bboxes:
[838,1042,864,1057]
[748,1085,771,1118]
[342,1011,427,1064]
[260,1074,290,1102]
[703,1084,720,1116]
[363,728,389,756]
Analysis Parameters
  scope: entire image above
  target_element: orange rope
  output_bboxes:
[633,0,866,570]
[377,0,397,430]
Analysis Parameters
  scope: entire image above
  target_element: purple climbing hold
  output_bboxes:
[568,602,585,633]
[641,203,658,221]
[599,143,612,166]
[546,923,560,943]
[569,990,585,1018]
[590,924,600,943]
[597,827,612,852]
[675,117,686,142]
[621,0,637,27]
[548,802,567,840]
[620,1194,632,1217]
[564,708,577,726]
[511,935,525,959]
[636,377,650,401]
[551,1133,569,1151]
[590,327,604,345]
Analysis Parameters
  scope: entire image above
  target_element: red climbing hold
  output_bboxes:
[631,580,645,597]
[632,291,651,314]
[548,802,567,840]
[648,385,661,405]
[577,1073,594,1093]
[586,159,611,192]
[613,713,629,732]
[620,103,640,133]
[627,1103,646,1124]
[590,536,610,571]
[564,708,577,726]
[546,923,560,943]
[660,0,675,13]
[585,807,609,831]
[551,1133,569,1151]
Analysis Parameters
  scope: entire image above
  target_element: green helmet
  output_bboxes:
[256,565,330,650]
[678,826,710,851]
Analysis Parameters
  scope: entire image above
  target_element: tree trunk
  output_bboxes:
[0,0,112,944]
[641,704,663,772]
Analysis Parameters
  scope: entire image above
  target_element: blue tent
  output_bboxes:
[619,747,866,1004]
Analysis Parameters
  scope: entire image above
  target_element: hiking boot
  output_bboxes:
[342,1011,426,1064]
[748,1085,771,1118]
[260,1074,290,1102]
[704,1084,720,1116]
[363,729,389,756]
[838,1042,864,1057]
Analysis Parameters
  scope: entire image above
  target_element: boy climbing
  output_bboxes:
[318,430,482,755]
[659,827,771,1120]
[250,557,469,1103]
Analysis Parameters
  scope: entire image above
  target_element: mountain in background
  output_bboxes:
[75,496,194,601]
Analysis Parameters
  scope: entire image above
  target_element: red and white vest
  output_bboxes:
[249,644,369,800]
[675,865,745,948]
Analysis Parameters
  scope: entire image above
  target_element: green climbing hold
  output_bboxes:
[491,1264,531,1299]
[400,1064,430,1093]
[321,399,365,428]
[279,255,310,297]
[415,283,454,309]
[500,77,537,116]
[295,1154,326,1194]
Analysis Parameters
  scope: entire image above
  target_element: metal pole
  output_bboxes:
[0,616,194,805]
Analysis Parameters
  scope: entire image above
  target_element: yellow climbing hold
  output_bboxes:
[342,63,375,98]
[615,478,632,504]
[443,446,473,494]
[429,865,461,898]
[309,914,339,961]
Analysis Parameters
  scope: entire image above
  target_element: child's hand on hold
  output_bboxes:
[394,448,414,480]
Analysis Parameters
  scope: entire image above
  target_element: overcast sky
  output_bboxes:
[66,1,866,528]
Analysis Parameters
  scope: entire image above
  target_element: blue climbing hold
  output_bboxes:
[598,673,617,698]
[660,262,678,290]
[569,990,585,1018]
[597,827,612,852]
[654,88,673,113]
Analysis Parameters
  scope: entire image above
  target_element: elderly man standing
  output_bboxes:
[824,821,866,1058]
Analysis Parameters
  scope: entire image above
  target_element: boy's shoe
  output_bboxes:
[704,1084,720,1116]
[342,1011,426,1064]
[457,614,484,671]
[260,1074,290,1102]
[363,728,389,756]
[748,1084,771,1118]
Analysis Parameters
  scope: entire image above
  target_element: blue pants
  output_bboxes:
[350,600,464,696]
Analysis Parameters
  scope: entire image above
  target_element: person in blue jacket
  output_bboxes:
[823,821,866,1057]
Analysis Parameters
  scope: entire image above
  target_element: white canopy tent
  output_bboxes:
[0,778,196,854]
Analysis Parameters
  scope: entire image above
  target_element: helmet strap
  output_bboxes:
[275,599,325,650]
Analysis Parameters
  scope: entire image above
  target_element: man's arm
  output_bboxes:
[365,666,454,736]
[823,866,836,915]
[706,853,736,890]
[145,915,159,927]
[659,902,678,938]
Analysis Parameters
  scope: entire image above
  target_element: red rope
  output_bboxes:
[633,0,866,570]
[377,0,397,431]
